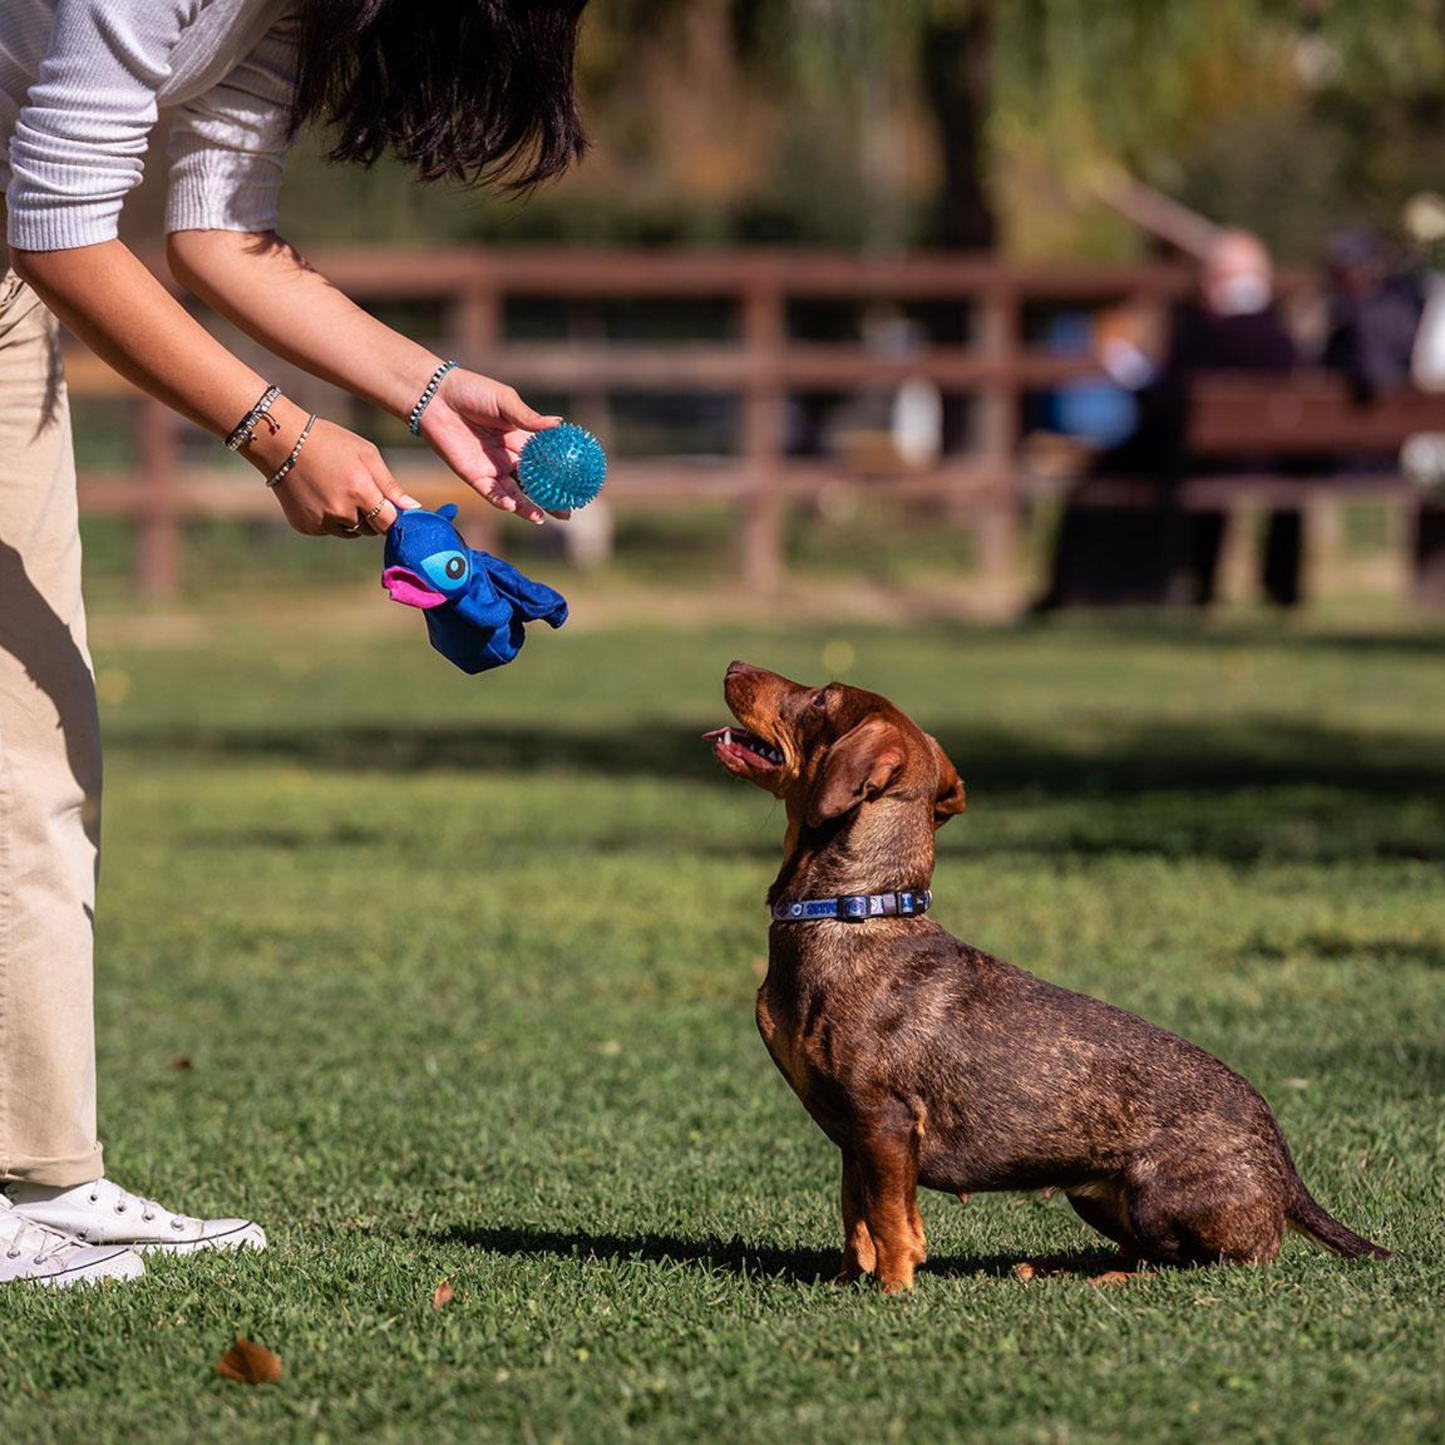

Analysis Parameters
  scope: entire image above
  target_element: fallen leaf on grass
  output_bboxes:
[433,1279,454,1309]
[217,1336,283,1384]
[170,1056,193,1071]
[1011,1262,1036,1281]
[1087,1271,1135,1288]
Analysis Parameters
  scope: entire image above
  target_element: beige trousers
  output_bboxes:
[0,269,104,1185]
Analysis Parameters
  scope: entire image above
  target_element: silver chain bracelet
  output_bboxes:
[265,413,317,489]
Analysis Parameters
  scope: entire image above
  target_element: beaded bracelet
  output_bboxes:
[407,360,459,435]
[265,412,317,489]
[225,384,283,451]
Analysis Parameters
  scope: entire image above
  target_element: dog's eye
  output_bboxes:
[810,689,829,711]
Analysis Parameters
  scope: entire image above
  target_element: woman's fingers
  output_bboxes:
[427,369,557,436]
[498,425,548,453]
[263,417,422,537]
[468,468,547,523]
[359,473,422,534]
[413,371,576,524]
[248,375,564,537]
[328,459,415,538]
[465,432,517,476]
[484,383,554,434]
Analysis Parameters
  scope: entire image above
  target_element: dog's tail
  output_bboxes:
[1286,1180,1391,1260]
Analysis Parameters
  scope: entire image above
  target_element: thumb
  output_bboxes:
[370,472,423,533]
[496,386,556,434]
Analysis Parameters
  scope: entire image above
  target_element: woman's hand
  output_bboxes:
[246,407,420,538]
[162,237,572,529]
[416,367,567,524]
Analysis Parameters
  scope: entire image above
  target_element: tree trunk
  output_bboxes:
[921,6,996,252]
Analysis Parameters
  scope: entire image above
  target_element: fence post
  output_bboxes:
[136,395,180,597]
[974,271,1020,584]
[567,295,613,467]
[741,274,786,593]
[458,275,503,553]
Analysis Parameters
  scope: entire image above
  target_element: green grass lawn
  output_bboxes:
[3,598,1443,1444]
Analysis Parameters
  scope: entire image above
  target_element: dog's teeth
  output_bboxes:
[709,725,780,766]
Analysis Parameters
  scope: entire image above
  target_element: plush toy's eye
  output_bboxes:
[420,549,470,590]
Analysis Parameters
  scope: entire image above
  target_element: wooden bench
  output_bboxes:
[1069,372,1445,605]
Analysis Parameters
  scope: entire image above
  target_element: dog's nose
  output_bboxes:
[726,660,761,678]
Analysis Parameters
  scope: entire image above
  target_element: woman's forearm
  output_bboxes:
[11,237,423,536]
[14,232,553,533]
[166,230,443,422]
[167,227,561,524]
[11,240,306,466]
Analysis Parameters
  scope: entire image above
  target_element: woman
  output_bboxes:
[0,0,587,1286]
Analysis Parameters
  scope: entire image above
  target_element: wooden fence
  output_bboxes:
[69,248,1247,596]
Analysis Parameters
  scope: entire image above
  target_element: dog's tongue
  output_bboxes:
[703,726,748,748]
[382,566,447,609]
[704,725,782,769]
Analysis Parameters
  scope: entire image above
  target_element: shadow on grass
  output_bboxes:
[1006,614,1445,658]
[428,1223,1118,1285]
[1270,1037,1445,1098]
[108,716,1445,797]
[109,715,1445,864]
[1246,935,1445,969]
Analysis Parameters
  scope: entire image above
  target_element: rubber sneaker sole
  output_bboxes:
[133,1221,268,1255]
[11,1246,146,1289]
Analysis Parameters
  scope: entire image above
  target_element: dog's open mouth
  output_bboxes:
[704,725,784,774]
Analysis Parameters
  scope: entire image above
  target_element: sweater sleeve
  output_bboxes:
[5,0,191,250]
[164,13,298,235]
[5,0,300,251]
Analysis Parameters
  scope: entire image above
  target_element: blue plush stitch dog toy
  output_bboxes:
[381,504,567,674]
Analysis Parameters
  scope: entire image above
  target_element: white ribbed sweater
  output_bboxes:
[0,0,298,250]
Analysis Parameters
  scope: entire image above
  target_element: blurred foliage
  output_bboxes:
[993,0,1445,259]
[261,0,1445,261]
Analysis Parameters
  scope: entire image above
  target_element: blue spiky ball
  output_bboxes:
[516,423,608,511]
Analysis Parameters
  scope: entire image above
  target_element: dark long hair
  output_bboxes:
[292,0,588,191]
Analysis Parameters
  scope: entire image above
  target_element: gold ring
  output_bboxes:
[362,498,388,522]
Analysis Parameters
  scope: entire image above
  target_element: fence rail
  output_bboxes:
[69,247,1233,595]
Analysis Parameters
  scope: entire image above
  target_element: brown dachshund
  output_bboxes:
[707,662,1389,1291]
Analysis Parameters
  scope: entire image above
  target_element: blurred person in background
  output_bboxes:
[0,0,587,1287]
[1034,229,1300,611]
[1402,192,1445,394]
[1321,224,1427,401]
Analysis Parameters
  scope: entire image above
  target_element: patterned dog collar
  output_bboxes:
[771,889,932,923]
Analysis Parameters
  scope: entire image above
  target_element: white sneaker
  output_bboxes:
[5,1179,267,1255]
[0,1196,145,1288]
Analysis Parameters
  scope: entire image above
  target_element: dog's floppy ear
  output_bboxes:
[807,718,907,827]
[928,735,967,827]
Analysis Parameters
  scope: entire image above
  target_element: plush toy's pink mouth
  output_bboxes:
[382,566,447,609]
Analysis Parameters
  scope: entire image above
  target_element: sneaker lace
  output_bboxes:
[1,1210,79,1266]
[89,1179,193,1229]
